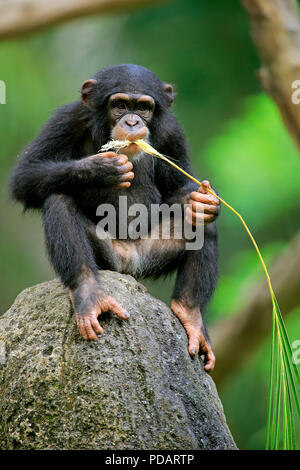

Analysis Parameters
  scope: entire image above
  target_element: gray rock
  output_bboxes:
[0,271,236,450]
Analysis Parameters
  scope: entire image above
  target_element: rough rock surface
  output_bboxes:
[0,271,236,450]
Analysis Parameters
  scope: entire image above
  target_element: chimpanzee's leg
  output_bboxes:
[171,223,218,371]
[110,220,218,370]
[42,194,129,340]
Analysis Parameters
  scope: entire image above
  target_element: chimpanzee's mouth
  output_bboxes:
[120,142,143,159]
[100,137,149,160]
[124,141,138,147]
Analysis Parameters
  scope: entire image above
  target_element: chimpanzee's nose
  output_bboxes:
[125,115,140,127]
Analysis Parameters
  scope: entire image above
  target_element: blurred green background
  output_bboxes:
[0,0,299,449]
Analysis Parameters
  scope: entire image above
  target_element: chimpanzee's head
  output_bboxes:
[81,64,175,158]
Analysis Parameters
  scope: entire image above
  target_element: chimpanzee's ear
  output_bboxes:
[81,79,98,109]
[163,83,175,106]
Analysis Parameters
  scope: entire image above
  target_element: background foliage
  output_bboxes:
[0,0,299,449]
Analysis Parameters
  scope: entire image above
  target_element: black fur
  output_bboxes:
[9,64,218,318]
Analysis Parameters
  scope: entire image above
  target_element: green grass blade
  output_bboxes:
[270,295,300,449]
[270,336,281,449]
[285,368,296,449]
[266,311,277,449]
[272,295,300,388]
[272,296,300,423]
[282,359,287,449]
[275,363,282,449]
[280,340,298,450]
[281,357,293,450]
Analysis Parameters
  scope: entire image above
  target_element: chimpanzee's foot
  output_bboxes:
[69,276,129,341]
[171,299,215,371]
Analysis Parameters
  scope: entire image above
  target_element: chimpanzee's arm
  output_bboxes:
[9,102,130,209]
[10,103,81,208]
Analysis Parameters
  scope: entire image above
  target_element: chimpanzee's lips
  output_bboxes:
[121,139,141,149]
[102,137,148,158]
[119,141,143,159]
[124,142,138,149]
[124,142,140,153]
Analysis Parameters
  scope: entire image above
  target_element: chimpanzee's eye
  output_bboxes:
[138,103,148,112]
[115,101,126,110]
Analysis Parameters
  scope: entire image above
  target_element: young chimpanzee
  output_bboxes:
[10,64,220,371]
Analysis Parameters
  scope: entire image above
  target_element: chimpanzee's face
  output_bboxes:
[80,67,174,159]
[108,93,155,158]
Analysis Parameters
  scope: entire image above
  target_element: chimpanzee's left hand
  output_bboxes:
[186,180,220,226]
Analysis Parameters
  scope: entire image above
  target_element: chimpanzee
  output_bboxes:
[10,64,220,371]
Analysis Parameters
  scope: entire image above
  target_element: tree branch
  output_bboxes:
[241,0,300,152]
[0,0,167,40]
[211,231,300,387]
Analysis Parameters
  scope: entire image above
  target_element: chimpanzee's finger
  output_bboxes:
[187,323,216,370]
[189,200,219,215]
[188,331,201,356]
[190,191,219,205]
[84,320,99,341]
[198,180,214,194]
[96,151,117,159]
[187,206,212,220]
[192,212,216,223]
[200,180,211,190]
[105,296,130,320]
[198,181,218,199]
[192,213,216,225]
[185,207,201,226]
[76,315,89,340]
[186,207,215,226]
[115,155,129,165]
[117,162,134,174]
[118,182,131,189]
[119,171,134,182]
[201,342,216,371]
[185,213,194,226]
[90,317,104,335]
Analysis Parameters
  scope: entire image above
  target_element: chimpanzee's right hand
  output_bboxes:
[76,152,134,189]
